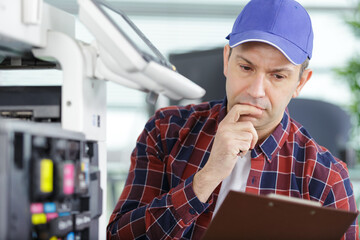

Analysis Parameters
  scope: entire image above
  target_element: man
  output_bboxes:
[107,0,359,239]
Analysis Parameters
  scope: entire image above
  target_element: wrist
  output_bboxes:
[193,168,222,203]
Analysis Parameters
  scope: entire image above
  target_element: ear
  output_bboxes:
[223,44,231,78]
[292,69,312,98]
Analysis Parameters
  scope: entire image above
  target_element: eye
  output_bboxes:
[273,74,285,80]
[240,65,253,72]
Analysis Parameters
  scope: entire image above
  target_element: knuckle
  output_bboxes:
[245,121,253,129]
[243,132,252,141]
[239,142,251,152]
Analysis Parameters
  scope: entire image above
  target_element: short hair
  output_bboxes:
[299,58,310,78]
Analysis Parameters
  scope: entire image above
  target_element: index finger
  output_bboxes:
[224,104,263,123]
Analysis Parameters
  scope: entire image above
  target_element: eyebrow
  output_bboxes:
[235,55,254,65]
[235,54,295,74]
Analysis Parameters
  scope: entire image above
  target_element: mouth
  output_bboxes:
[241,102,265,111]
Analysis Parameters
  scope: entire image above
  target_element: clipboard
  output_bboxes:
[202,191,358,240]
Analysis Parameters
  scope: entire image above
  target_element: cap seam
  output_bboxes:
[271,0,284,32]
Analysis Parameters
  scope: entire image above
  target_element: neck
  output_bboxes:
[255,119,282,145]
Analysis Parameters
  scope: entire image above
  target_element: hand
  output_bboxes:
[193,104,261,202]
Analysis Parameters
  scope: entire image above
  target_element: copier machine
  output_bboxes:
[0,1,205,239]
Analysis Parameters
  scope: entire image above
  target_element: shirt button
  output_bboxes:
[189,208,196,215]
[251,177,255,184]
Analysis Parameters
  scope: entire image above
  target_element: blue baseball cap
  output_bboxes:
[226,0,313,65]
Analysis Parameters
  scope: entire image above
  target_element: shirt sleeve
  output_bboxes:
[106,115,211,240]
[323,161,359,240]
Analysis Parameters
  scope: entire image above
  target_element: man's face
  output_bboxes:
[223,42,312,140]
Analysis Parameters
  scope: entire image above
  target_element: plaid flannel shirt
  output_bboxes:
[107,98,359,240]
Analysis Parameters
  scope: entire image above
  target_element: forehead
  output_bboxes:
[232,42,299,68]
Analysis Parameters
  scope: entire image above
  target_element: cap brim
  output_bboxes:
[228,30,308,65]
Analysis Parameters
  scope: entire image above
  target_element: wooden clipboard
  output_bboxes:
[202,191,358,240]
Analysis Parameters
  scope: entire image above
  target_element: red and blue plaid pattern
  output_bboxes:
[107,98,358,240]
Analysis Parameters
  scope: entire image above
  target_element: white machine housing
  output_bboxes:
[0,0,206,239]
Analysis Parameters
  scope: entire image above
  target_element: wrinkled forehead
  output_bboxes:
[231,42,302,72]
[233,42,291,62]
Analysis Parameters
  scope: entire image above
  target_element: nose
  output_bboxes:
[246,73,266,98]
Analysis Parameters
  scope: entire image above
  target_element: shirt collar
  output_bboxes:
[251,109,291,162]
